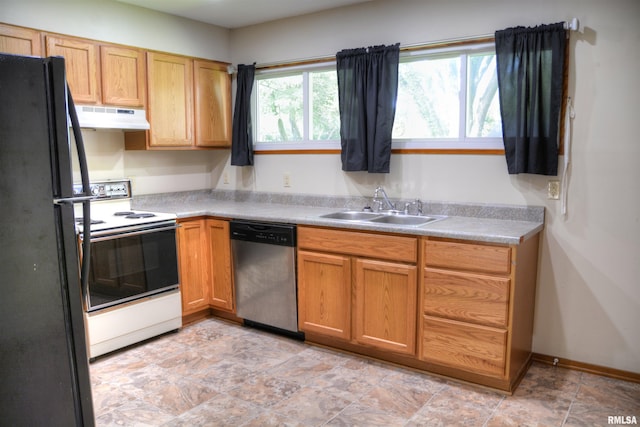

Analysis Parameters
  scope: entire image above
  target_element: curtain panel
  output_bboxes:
[336,43,400,173]
[231,63,256,166]
[495,23,566,175]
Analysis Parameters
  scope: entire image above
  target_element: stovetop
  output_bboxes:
[73,179,176,233]
[75,203,177,233]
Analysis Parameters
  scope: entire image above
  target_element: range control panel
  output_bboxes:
[73,179,132,200]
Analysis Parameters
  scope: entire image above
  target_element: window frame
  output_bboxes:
[250,36,567,155]
[393,42,503,150]
[253,61,340,152]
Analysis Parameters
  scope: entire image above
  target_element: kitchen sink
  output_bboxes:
[368,214,444,226]
[319,210,446,227]
[320,211,383,221]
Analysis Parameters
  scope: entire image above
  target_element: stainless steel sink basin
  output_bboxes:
[368,214,444,226]
[320,211,382,221]
[319,210,446,227]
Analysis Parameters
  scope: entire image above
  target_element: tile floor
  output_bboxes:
[90,317,639,426]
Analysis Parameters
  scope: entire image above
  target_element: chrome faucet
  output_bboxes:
[373,186,396,211]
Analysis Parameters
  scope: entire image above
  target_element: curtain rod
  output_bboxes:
[241,19,579,72]
[253,35,495,71]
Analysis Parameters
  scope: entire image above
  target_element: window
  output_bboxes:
[253,40,502,151]
[255,64,340,150]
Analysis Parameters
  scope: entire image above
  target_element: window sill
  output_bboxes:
[253,139,505,155]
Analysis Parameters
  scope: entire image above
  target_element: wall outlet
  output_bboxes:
[283,173,291,188]
[223,171,230,184]
[548,180,560,200]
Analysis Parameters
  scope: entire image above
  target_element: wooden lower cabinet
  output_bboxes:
[297,226,540,393]
[177,218,234,320]
[205,219,234,311]
[297,250,351,340]
[421,316,507,377]
[354,259,417,355]
[297,226,418,356]
[419,235,540,391]
[177,219,209,315]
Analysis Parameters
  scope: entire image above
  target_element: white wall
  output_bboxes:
[230,0,640,374]
[3,0,639,374]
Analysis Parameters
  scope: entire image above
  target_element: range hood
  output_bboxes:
[75,105,150,130]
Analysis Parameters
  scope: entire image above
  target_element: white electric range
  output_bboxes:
[73,179,182,359]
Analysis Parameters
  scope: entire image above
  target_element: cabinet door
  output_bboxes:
[177,220,208,314]
[297,250,351,340]
[45,35,99,104]
[206,219,234,311]
[194,60,231,147]
[0,24,42,56]
[147,52,193,147]
[101,45,145,107]
[354,259,417,355]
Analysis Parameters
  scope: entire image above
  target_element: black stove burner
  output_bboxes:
[125,213,156,219]
[113,211,135,216]
[75,218,105,225]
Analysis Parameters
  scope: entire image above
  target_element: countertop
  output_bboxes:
[132,189,544,245]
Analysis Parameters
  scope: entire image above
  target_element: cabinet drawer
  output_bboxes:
[424,268,510,327]
[421,316,506,377]
[424,239,511,275]
[298,227,417,263]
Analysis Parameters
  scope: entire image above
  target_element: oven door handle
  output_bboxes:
[88,223,178,242]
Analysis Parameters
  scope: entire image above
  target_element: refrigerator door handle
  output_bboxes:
[66,90,92,297]
[54,195,96,205]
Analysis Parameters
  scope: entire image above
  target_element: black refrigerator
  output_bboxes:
[0,54,95,425]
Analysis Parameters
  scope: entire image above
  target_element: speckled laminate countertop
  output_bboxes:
[131,189,544,245]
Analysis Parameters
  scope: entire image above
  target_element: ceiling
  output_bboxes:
[116,0,373,29]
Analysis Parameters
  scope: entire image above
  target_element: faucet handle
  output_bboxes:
[414,198,423,215]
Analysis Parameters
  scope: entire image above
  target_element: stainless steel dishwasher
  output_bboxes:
[230,220,300,336]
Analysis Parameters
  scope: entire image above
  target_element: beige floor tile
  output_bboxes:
[89,318,640,426]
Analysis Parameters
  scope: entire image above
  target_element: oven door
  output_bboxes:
[81,221,179,312]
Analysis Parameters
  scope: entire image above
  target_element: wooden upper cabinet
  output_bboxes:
[146,52,194,147]
[101,45,145,107]
[2,23,232,150]
[0,24,42,56]
[45,35,100,104]
[194,60,231,147]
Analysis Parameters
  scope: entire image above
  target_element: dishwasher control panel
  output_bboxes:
[229,220,296,247]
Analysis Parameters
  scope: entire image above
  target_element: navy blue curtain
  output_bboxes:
[231,63,256,166]
[495,23,566,175]
[336,43,400,173]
